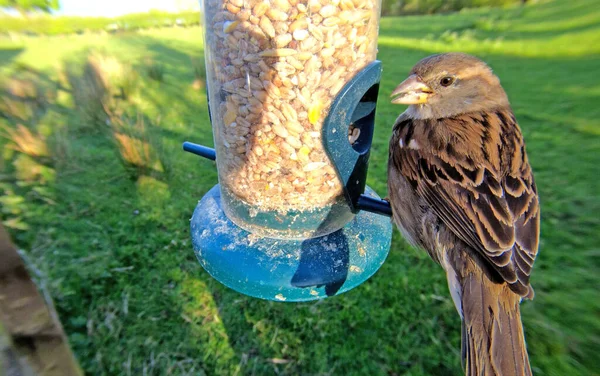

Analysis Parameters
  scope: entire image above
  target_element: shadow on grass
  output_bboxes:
[0,47,24,68]
[114,35,210,145]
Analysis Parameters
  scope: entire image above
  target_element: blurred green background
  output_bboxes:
[0,0,599,375]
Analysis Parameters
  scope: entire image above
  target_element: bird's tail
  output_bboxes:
[460,271,533,376]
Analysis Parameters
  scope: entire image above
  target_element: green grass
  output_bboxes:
[1,0,599,375]
[0,10,201,35]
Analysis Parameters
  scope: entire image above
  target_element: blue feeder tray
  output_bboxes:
[191,184,391,301]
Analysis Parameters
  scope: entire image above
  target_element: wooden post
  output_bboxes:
[0,224,83,376]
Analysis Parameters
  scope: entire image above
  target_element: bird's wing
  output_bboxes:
[390,112,540,296]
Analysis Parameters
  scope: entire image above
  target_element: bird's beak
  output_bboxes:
[390,75,434,105]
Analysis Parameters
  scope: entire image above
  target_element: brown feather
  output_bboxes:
[389,108,539,296]
[451,250,532,376]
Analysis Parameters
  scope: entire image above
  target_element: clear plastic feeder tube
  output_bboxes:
[203,0,382,238]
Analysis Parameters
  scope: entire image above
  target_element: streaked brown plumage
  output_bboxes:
[387,53,539,375]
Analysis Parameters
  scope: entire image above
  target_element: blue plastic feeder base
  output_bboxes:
[190,184,392,302]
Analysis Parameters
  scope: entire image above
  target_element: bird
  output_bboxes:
[387,53,540,376]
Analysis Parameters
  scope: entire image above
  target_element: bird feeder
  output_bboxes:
[184,0,392,301]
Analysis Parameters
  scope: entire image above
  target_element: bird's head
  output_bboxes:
[390,53,509,119]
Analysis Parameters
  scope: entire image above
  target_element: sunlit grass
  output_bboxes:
[1,123,49,157]
[113,132,160,170]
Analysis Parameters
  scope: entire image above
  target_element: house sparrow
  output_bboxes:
[387,53,539,376]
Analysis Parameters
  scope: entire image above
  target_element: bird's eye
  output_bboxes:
[440,76,455,87]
